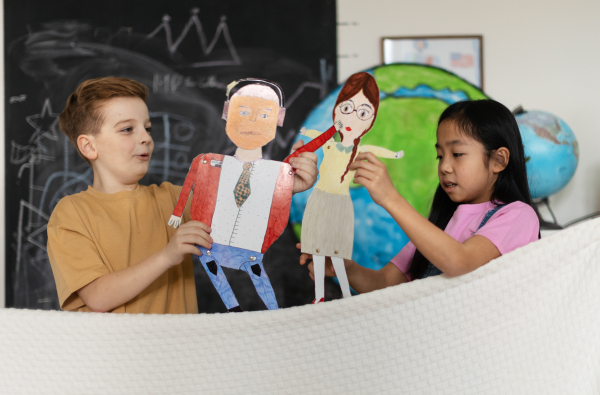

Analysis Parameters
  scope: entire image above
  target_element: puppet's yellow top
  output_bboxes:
[303,129,399,195]
[47,182,197,314]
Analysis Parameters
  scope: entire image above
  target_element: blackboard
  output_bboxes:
[4,0,339,311]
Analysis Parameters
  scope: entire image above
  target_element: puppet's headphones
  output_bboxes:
[225,78,285,108]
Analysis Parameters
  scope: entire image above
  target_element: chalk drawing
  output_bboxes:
[10,94,27,104]
[146,7,242,68]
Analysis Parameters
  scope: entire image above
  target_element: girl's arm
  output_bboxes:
[298,243,408,293]
[359,145,404,159]
[349,152,501,277]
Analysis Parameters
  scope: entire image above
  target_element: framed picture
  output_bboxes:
[381,35,483,89]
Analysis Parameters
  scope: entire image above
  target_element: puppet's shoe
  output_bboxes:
[227,306,243,313]
[311,298,324,305]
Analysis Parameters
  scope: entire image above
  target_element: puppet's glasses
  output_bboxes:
[338,100,374,121]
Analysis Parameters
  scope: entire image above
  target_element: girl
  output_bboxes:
[300,99,539,292]
[300,72,403,303]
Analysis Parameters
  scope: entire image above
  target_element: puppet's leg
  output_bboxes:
[241,261,279,310]
[331,257,351,298]
[195,253,240,312]
[313,255,326,303]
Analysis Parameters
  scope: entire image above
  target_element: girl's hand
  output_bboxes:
[349,152,399,208]
[290,140,319,194]
[160,221,213,268]
[297,243,336,279]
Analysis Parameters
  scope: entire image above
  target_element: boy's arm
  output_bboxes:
[169,154,203,228]
[359,145,404,159]
[77,221,212,313]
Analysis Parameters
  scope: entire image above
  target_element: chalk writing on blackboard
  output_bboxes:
[10,94,27,104]
[146,8,241,68]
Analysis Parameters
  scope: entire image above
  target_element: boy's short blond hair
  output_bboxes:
[59,77,149,163]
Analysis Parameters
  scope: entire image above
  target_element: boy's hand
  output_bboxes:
[349,152,399,208]
[161,221,212,268]
[297,243,336,279]
[289,140,319,194]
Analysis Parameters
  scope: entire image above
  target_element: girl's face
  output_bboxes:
[435,120,499,204]
[334,90,375,144]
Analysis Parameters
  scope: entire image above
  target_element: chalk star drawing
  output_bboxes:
[26,98,60,145]
[147,7,242,68]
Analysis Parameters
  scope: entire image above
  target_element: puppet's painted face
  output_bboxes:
[225,95,280,150]
[334,89,376,144]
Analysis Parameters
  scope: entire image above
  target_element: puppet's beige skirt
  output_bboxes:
[301,188,354,259]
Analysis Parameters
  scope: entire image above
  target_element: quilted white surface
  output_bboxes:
[1,218,599,394]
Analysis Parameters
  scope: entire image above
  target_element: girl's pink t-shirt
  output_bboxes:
[391,201,540,280]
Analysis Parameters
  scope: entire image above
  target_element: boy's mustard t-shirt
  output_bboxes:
[47,182,198,314]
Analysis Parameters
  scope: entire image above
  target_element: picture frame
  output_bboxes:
[381,35,484,89]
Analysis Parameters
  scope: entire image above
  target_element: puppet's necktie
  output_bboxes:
[234,162,253,207]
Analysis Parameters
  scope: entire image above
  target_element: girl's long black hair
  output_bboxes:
[408,99,537,280]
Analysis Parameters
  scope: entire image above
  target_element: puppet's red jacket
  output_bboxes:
[171,153,295,254]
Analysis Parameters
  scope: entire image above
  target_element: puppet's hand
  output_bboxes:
[394,150,404,159]
[334,120,343,132]
[299,127,307,136]
[168,215,182,229]
[289,142,318,194]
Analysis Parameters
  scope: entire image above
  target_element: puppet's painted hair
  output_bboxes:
[333,72,380,183]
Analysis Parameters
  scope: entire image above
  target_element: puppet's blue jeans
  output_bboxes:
[195,244,279,311]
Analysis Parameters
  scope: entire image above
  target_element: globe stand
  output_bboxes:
[532,197,562,230]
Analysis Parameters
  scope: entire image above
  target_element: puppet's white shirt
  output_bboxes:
[210,155,281,252]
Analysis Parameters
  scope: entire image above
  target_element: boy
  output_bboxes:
[47,77,317,313]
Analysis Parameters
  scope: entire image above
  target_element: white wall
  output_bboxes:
[1,0,5,308]
[338,0,600,224]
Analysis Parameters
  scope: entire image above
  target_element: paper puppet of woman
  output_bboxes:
[300,72,403,303]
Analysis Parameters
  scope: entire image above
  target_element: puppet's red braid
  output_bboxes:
[283,124,338,164]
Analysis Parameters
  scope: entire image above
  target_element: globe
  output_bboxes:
[516,111,578,199]
[290,64,489,271]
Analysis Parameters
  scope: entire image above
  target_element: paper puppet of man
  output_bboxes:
[168,78,336,312]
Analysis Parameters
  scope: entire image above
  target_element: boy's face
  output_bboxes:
[225,95,279,150]
[92,97,153,186]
